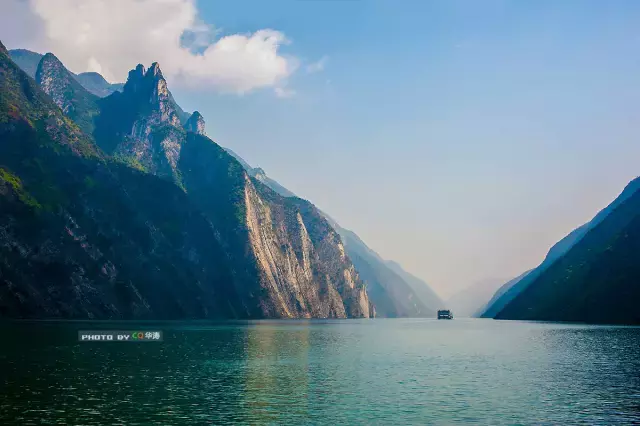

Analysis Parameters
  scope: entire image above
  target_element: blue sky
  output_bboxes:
[4,0,640,298]
[174,0,640,297]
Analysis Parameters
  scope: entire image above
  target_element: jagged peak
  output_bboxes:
[36,53,75,83]
[38,52,65,68]
[184,110,206,135]
[123,64,147,94]
[126,64,145,83]
[117,61,181,129]
[0,40,7,55]
[147,62,164,79]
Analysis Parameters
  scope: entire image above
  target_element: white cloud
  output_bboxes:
[2,0,298,96]
[306,55,328,73]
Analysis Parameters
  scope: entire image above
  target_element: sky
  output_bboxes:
[2,0,640,298]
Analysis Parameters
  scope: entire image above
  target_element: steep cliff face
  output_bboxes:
[35,53,100,135]
[178,133,373,318]
[0,49,374,319]
[244,181,371,317]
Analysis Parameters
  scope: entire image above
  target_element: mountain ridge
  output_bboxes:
[0,46,374,319]
[481,177,640,318]
[495,177,640,324]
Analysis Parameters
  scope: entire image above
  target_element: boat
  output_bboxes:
[437,309,453,320]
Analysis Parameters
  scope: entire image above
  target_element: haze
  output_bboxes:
[3,0,639,298]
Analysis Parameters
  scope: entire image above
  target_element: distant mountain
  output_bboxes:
[476,270,532,318]
[7,48,42,78]
[335,226,439,317]
[481,177,640,319]
[1,44,373,319]
[385,260,444,313]
[74,72,124,97]
[446,278,508,318]
[495,178,640,324]
[10,48,123,97]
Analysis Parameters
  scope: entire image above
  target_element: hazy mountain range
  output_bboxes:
[0,43,443,319]
[444,278,509,318]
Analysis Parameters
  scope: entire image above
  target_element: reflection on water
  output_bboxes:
[0,319,639,425]
[244,323,310,423]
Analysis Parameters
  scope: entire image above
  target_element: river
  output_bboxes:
[0,318,638,424]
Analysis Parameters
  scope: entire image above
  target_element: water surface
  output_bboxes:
[0,318,639,425]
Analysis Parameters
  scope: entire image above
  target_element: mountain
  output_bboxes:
[445,278,507,318]
[224,149,297,198]
[223,149,442,316]
[7,49,43,78]
[476,270,532,318]
[0,45,374,319]
[495,178,640,324]
[74,72,124,97]
[35,53,100,135]
[336,227,438,317]
[481,177,640,318]
[385,260,444,313]
[10,49,124,98]
[93,62,187,185]
[0,41,242,319]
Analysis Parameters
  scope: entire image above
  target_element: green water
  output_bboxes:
[0,319,639,425]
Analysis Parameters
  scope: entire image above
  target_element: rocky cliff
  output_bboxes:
[94,63,186,184]
[0,46,374,319]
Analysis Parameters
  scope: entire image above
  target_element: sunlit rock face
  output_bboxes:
[243,176,372,318]
[177,132,374,318]
[1,44,375,319]
[93,62,375,319]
